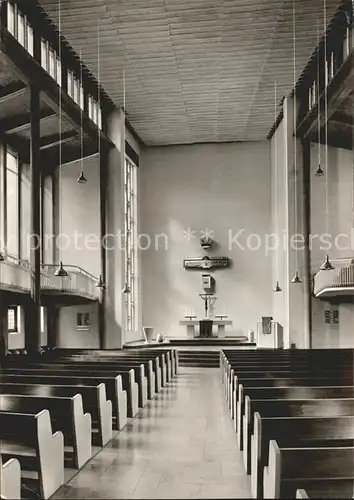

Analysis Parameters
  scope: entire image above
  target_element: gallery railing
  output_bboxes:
[313,257,354,298]
[41,264,101,300]
[0,253,32,292]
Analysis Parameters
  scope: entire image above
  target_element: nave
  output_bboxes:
[52,367,252,500]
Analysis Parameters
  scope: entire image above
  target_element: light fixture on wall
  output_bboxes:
[77,49,87,184]
[319,0,334,272]
[55,0,68,278]
[0,252,4,261]
[273,81,282,293]
[291,0,302,285]
[315,21,324,178]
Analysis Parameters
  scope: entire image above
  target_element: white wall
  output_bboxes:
[60,157,101,278]
[57,302,100,348]
[140,141,272,338]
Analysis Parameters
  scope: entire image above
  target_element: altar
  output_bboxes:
[180,318,233,338]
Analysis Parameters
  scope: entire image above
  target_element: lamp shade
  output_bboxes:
[274,281,282,292]
[319,254,334,271]
[94,275,105,288]
[54,261,68,277]
[291,270,302,284]
[77,170,87,184]
[315,164,324,176]
[122,283,131,294]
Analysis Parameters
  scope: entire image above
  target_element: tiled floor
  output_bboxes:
[53,367,252,499]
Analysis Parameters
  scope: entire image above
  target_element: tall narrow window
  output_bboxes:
[124,157,138,332]
[27,24,34,56]
[41,39,48,71]
[8,307,18,333]
[56,57,62,86]
[17,13,25,47]
[67,70,74,98]
[6,149,19,258]
[49,48,56,79]
[7,2,16,36]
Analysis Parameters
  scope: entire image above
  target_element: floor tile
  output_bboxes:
[53,367,252,499]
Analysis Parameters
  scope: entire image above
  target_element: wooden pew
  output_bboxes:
[2,366,137,418]
[5,362,149,410]
[56,354,161,396]
[0,455,21,500]
[0,410,64,499]
[234,372,354,438]
[250,412,354,498]
[0,383,112,447]
[229,363,354,419]
[65,352,167,390]
[0,393,92,469]
[264,440,354,499]
[1,373,128,430]
[242,385,354,471]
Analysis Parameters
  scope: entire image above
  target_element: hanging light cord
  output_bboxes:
[58,0,62,262]
[274,81,279,279]
[316,21,321,168]
[324,0,329,238]
[80,48,84,175]
[292,0,299,271]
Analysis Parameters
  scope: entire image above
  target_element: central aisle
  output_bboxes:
[54,367,252,499]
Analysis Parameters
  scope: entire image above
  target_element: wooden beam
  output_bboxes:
[1,109,55,134]
[0,81,27,103]
[40,131,77,150]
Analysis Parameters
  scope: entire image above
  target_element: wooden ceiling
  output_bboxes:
[38,0,341,146]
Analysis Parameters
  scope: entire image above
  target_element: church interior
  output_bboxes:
[0,0,354,498]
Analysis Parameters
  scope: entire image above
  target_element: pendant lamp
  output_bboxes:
[54,0,68,279]
[54,261,68,277]
[77,49,87,184]
[273,81,282,293]
[291,1,302,285]
[319,254,334,271]
[315,21,324,177]
[291,270,302,284]
[95,275,105,288]
[320,1,334,271]
[121,70,130,296]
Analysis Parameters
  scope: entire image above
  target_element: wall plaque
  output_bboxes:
[183,256,229,270]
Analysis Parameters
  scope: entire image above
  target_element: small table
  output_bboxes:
[180,319,233,338]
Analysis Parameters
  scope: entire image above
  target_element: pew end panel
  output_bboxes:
[243,395,252,474]
[115,376,128,429]
[263,439,281,500]
[72,394,92,468]
[296,490,309,499]
[97,383,113,446]
[251,412,263,499]
[138,365,148,407]
[0,457,21,500]
[236,384,244,449]
[147,361,156,399]
[36,410,65,499]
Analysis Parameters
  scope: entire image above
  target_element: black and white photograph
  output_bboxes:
[0,0,354,498]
